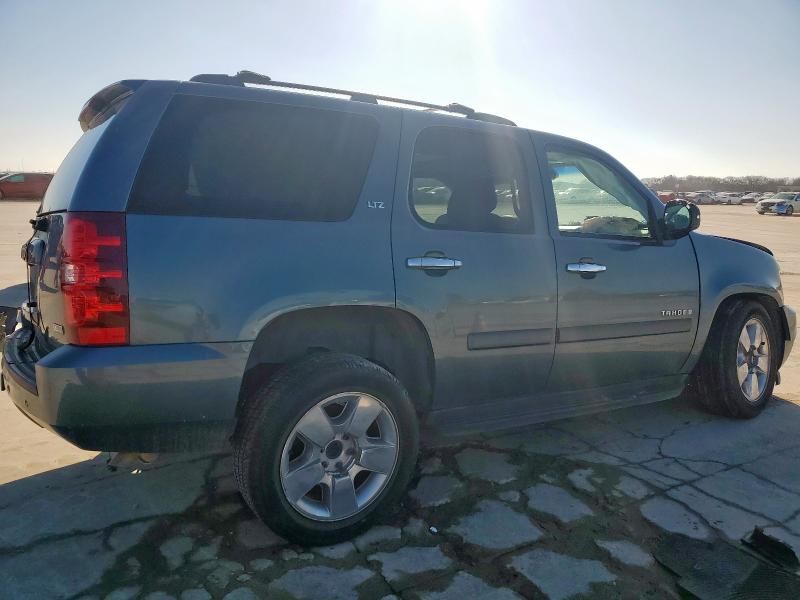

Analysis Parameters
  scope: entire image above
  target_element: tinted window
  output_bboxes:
[129,95,379,221]
[546,149,651,238]
[410,126,531,233]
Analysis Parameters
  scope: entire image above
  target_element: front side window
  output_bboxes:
[410,126,531,233]
[8,174,24,182]
[546,149,651,238]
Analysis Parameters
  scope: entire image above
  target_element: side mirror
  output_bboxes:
[663,200,700,239]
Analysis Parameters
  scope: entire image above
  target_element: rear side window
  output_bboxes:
[410,126,532,234]
[129,95,379,221]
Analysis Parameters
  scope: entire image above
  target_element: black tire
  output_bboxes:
[233,352,419,544]
[688,299,778,418]
[786,206,794,216]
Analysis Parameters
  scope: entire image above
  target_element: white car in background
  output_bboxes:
[712,192,727,203]
[756,191,800,216]
[718,192,743,205]
[694,190,718,203]
[741,192,761,203]
[686,192,715,204]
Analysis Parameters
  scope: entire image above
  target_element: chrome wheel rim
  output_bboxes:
[737,318,770,402]
[280,392,399,521]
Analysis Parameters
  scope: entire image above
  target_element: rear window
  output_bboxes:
[128,95,379,221]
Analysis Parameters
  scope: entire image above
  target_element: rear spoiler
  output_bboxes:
[78,80,144,132]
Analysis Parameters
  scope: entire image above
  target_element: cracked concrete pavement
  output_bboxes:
[3,394,800,599]
[2,202,800,599]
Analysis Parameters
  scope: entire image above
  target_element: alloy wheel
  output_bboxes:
[736,318,770,402]
[279,392,399,521]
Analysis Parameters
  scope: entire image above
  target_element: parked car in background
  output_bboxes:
[686,192,715,205]
[756,192,800,216]
[741,193,761,203]
[3,72,796,544]
[718,192,743,205]
[0,172,54,200]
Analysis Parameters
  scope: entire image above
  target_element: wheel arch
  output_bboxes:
[686,291,785,373]
[238,305,436,415]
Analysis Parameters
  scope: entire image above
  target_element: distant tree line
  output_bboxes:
[641,175,800,193]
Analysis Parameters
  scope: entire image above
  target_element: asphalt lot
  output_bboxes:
[1,200,799,599]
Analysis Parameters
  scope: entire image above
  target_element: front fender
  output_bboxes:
[682,232,783,373]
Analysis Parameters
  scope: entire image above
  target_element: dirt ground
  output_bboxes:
[1,200,799,599]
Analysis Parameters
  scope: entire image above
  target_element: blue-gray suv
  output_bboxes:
[2,71,796,543]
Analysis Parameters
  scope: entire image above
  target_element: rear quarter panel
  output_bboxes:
[67,81,179,213]
[126,88,402,344]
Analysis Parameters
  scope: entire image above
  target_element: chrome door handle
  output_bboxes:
[407,257,463,271]
[567,262,607,273]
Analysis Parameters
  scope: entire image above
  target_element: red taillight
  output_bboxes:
[60,213,129,346]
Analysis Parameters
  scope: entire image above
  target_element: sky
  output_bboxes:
[1,0,798,178]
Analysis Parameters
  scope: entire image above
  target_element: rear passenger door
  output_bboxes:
[392,112,557,411]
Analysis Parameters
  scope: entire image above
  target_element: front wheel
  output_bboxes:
[688,300,778,418]
[233,352,419,544]
[785,206,794,216]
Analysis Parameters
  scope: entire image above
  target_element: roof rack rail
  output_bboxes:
[189,71,516,126]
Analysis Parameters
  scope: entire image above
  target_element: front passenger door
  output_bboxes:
[536,137,700,391]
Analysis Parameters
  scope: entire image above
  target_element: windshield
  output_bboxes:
[773,192,795,200]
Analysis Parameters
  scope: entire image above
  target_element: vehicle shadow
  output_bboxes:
[0,283,26,308]
[0,450,223,598]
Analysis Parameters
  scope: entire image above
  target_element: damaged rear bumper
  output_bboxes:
[2,326,251,452]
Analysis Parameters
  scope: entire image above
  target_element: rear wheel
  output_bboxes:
[233,352,419,544]
[687,300,778,418]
